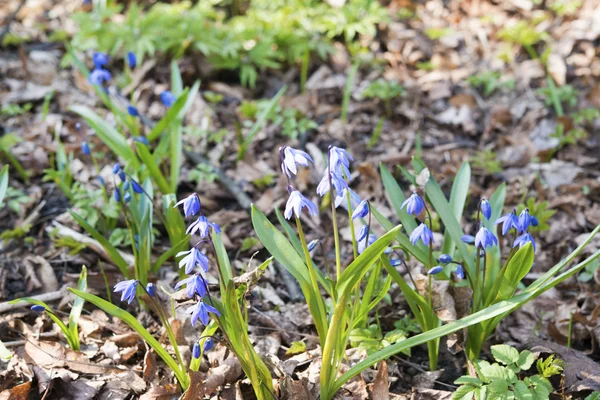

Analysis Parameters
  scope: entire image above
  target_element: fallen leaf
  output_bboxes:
[371,361,389,400]
[0,381,31,400]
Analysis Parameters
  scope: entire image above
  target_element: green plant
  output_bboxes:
[0,133,28,181]
[189,164,219,185]
[10,267,88,351]
[468,72,515,97]
[0,103,32,116]
[0,166,8,207]
[577,258,599,283]
[516,198,556,233]
[361,78,406,117]
[537,84,578,110]
[2,187,29,214]
[453,344,563,399]
[349,317,419,356]
[498,21,547,60]
[549,0,582,16]
[472,149,503,174]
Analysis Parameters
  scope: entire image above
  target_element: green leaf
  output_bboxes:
[69,211,130,278]
[69,105,139,169]
[0,340,12,362]
[480,363,515,382]
[68,266,87,351]
[147,88,190,141]
[0,165,8,207]
[135,143,171,194]
[486,378,510,396]
[69,288,189,389]
[285,341,307,356]
[453,384,478,400]
[517,350,535,370]
[380,163,418,233]
[491,344,520,365]
[514,380,534,400]
[454,376,483,386]
[442,162,471,256]
[496,244,535,302]
[212,232,233,289]
[584,392,600,400]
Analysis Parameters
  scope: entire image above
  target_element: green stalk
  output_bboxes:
[300,48,310,94]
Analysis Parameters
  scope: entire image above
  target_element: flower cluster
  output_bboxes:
[279,146,319,220]
[495,208,536,251]
[174,193,220,327]
[88,51,138,87]
[111,163,144,204]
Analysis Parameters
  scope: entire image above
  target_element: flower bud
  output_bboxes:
[428,265,444,275]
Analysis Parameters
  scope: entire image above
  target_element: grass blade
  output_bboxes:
[0,165,8,206]
[68,266,87,350]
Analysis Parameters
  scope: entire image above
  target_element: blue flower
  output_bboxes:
[474,226,498,249]
[97,176,106,186]
[146,283,156,297]
[187,215,221,237]
[358,231,392,255]
[334,188,361,210]
[495,211,519,235]
[31,305,46,312]
[329,146,353,177]
[389,259,402,267]
[122,181,130,191]
[284,190,318,220]
[438,254,453,264]
[160,90,176,107]
[131,179,144,194]
[401,192,425,216]
[118,170,126,182]
[113,280,138,304]
[481,199,492,220]
[114,188,121,202]
[316,170,348,197]
[428,266,444,275]
[187,301,220,326]
[88,68,112,85]
[112,163,121,174]
[455,265,465,280]
[192,343,201,359]
[123,192,132,203]
[177,248,209,274]
[203,337,214,352]
[280,146,314,177]
[518,209,532,232]
[127,105,139,117]
[307,239,319,252]
[409,223,434,246]
[81,141,91,155]
[175,274,207,298]
[134,136,149,145]
[93,52,109,68]
[461,234,475,244]
[352,200,369,220]
[127,51,136,69]
[175,194,201,217]
[514,232,536,251]
[357,225,369,242]
[531,216,539,227]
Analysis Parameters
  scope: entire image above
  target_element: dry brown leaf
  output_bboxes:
[371,361,389,400]
[140,384,180,400]
[143,350,157,382]
[0,381,32,400]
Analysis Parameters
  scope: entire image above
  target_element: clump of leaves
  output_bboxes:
[361,79,405,116]
[498,21,547,59]
[349,318,419,356]
[1,103,33,117]
[517,198,556,233]
[454,344,563,400]
[240,100,316,140]
[468,72,515,97]
[3,187,29,214]
[577,258,599,283]
[549,0,582,16]
[550,123,587,155]
[537,84,578,110]
[472,149,503,174]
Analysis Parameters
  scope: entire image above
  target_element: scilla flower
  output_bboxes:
[175,193,201,217]
[481,199,492,220]
[280,146,314,177]
[352,199,369,220]
[134,136,149,145]
[88,68,111,85]
[81,141,91,155]
[127,51,136,69]
[518,209,532,232]
[474,226,498,249]
[192,343,201,359]
[307,239,319,252]
[131,179,144,194]
[127,105,139,117]
[160,90,176,107]
[329,146,353,177]
[146,283,156,297]
[455,265,465,280]
[177,248,209,274]
[203,338,214,352]
[438,254,452,264]
[175,274,207,298]
[92,52,108,68]
[284,190,318,219]
[409,223,434,246]
[401,192,425,216]
[123,192,132,203]
[187,215,221,237]
[334,188,361,209]
[514,232,536,251]
[188,301,220,326]
[113,280,138,304]
[112,163,121,174]
[358,230,392,255]
[428,266,444,275]
[122,181,131,191]
[316,170,348,196]
[114,187,121,202]
[31,305,46,312]
[495,211,519,235]
[461,234,475,244]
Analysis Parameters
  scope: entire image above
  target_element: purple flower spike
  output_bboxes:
[281,146,314,177]
[409,223,434,246]
[175,274,207,298]
[187,301,220,326]
[284,191,318,220]
[187,215,221,237]
[175,194,201,217]
[474,226,498,249]
[192,343,201,359]
[160,90,176,107]
[177,248,209,274]
[514,232,536,252]
[113,280,138,304]
[401,192,425,216]
[495,211,519,235]
[352,200,369,220]
[481,199,492,220]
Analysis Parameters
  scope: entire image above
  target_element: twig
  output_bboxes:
[0,286,68,314]
[48,221,135,265]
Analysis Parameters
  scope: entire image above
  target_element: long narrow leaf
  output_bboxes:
[0,165,8,206]
[441,162,470,256]
[135,143,171,194]
[380,164,418,233]
[68,266,87,350]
